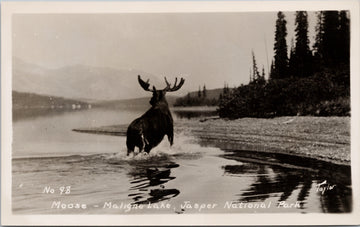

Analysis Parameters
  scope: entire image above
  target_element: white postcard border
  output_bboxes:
[1,0,360,225]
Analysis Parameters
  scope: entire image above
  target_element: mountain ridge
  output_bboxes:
[13,58,164,101]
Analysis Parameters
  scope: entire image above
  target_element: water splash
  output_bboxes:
[104,131,223,164]
[13,131,222,167]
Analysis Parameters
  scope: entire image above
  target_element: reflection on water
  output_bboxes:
[221,151,352,213]
[13,108,87,122]
[12,149,352,214]
[127,161,180,204]
[121,155,181,204]
[224,164,313,203]
[13,106,218,122]
[12,108,352,214]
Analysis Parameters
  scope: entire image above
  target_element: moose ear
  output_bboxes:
[153,86,156,91]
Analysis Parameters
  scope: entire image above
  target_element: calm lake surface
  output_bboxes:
[12,107,352,214]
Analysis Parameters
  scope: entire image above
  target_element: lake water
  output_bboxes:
[12,108,352,214]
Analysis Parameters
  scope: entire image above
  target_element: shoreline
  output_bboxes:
[73,116,350,166]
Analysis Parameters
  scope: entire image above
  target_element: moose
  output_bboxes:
[126,75,185,156]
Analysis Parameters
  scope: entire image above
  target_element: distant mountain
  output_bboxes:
[12,91,93,121]
[13,58,164,101]
[12,91,89,109]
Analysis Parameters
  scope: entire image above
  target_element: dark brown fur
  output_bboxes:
[126,75,184,155]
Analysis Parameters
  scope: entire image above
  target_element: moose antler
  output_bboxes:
[163,77,185,92]
[138,75,154,92]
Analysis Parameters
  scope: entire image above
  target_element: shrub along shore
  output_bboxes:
[73,116,350,166]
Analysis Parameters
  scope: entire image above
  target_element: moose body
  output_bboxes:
[126,75,184,155]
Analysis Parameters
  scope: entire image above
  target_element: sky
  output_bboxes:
[13,12,317,94]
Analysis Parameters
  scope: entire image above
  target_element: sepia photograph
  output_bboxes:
[1,1,360,225]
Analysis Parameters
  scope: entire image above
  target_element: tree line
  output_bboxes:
[219,11,350,119]
[174,84,219,106]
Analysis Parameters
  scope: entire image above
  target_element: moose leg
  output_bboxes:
[137,136,145,153]
[126,133,144,156]
[126,143,135,156]
[168,134,173,146]
[167,127,174,146]
[144,144,153,154]
[126,138,135,156]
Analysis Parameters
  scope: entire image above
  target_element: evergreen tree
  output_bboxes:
[218,10,350,119]
[293,11,312,77]
[259,66,266,85]
[338,11,350,64]
[271,11,289,79]
[269,60,275,79]
[262,66,265,79]
[249,68,254,83]
[202,84,207,98]
[314,10,350,68]
[223,82,230,96]
[322,11,340,66]
[251,50,261,82]
[288,38,296,76]
[198,86,201,98]
[186,93,191,104]
[313,11,325,69]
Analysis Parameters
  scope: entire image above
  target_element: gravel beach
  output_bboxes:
[73,116,351,166]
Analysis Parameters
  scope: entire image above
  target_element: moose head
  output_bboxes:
[138,75,185,107]
[126,75,185,155]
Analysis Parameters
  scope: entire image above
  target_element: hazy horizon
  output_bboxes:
[13,12,317,97]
